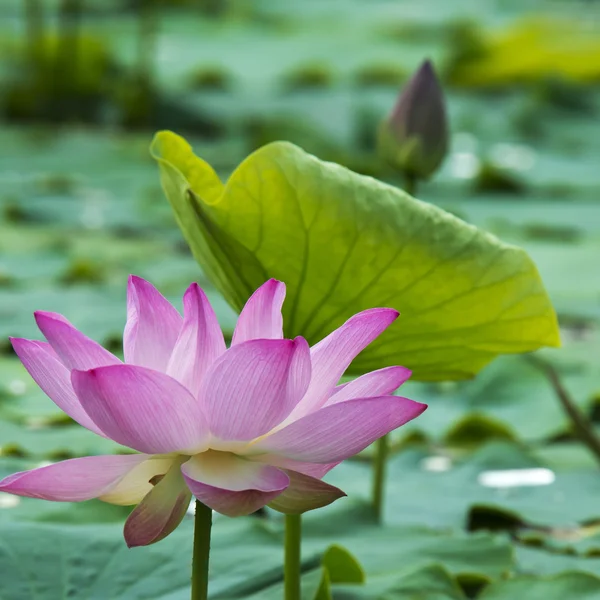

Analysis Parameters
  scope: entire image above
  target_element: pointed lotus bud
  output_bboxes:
[378,60,449,180]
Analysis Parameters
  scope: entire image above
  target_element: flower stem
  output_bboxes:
[404,172,418,196]
[372,434,389,521]
[191,500,212,600]
[284,514,302,600]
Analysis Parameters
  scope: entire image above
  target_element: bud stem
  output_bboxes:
[373,170,415,524]
[404,172,418,196]
[191,500,212,600]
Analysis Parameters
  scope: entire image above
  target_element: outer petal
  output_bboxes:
[123,275,183,371]
[72,365,210,455]
[181,451,289,517]
[0,454,148,501]
[124,461,191,548]
[252,396,426,463]
[251,455,338,479]
[325,366,412,406]
[100,456,176,505]
[34,311,121,371]
[285,308,399,421]
[10,338,106,437]
[232,279,286,345]
[268,469,346,514]
[202,337,311,441]
[166,283,226,398]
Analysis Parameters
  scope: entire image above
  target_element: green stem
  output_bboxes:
[371,173,418,522]
[191,501,212,600]
[528,356,600,466]
[404,172,418,196]
[372,434,389,521]
[284,514,302,600]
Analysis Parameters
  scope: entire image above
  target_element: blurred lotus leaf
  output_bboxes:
[447,18,600,87]
[151,131,559,380]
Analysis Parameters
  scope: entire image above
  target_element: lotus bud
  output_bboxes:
[379,59,449,181]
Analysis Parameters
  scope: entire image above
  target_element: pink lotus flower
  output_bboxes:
[0,277,426,547]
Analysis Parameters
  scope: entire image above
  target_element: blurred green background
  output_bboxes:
[1,1,600,599]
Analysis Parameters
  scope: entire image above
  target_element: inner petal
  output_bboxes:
[100,456,176,506]
[183,450,285,492]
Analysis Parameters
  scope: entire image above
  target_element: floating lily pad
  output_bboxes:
[300,503,514,580]
[0,419,120,459]
[324,442,600,531]
[478,571,600,600]
[0,516,512,600]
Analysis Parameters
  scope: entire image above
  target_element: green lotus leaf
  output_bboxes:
[322,544,365,584]
[151,131,559,380]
